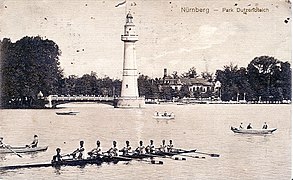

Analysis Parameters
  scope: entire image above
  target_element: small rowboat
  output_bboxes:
[153,112,175,120]
[230,126,277,134]
[0,156,132,170]
[56,111,79,115]
[0,146,48,154]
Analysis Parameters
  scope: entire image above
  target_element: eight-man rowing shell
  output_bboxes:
[0,146,48,154]
[230,126,277,134]
[0,156,132,170]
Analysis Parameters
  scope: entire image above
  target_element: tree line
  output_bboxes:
[0,36,291,108]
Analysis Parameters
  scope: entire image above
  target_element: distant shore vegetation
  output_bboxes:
[0,36,291,108]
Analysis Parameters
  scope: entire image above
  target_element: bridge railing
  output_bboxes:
[45,95,114,101]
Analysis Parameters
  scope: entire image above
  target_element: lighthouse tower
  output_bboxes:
[116,12,145,108]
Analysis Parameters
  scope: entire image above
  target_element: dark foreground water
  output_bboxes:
[0,103,291,180]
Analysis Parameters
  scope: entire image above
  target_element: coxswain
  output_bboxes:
[239,123,243,129]
[26,135,38,148]
[145,140,155,154]
[120,141,131,155]
[262,122,268,129]
[88,140,102,158]
[247,123,252,129]
[135,141,145,154]
[71,140,85,159]
[52,148,63,163]
[160,140,167,152]
[108,141,118,157]
[167,140,174,152]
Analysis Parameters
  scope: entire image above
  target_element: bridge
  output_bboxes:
[45,95,115,108]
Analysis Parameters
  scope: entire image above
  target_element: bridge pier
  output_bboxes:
[46,95,53,108]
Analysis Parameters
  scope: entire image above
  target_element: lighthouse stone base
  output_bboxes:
[114,97,145,108]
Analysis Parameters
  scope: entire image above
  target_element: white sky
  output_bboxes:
[0,0,291,78]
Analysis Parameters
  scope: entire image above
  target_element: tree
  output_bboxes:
[1,36,63,108]
[215,63,253,101]
[181,67,198,78]
[247,56,291,101]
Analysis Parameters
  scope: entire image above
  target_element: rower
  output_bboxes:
[145,140,155,154]
[88,140,102,158]
[247,123,252,129]
[0,137,4,148]
[71,140,85,159]
[108,141,118,157]
[52,148,63,163]
[262,122,268,129]
[135,141,145,154]
[0,137,10,148]
[26,135,38,148]
[167,140,174,152]
[239,123,243,129]
[120,141,131,155]
[159,140,167,152]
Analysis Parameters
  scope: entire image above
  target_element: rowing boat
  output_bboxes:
[230,126,277,134]
[0,146,48,154]
[56,111,79,115]
[152,113,175,120]
[121,153,157,159]
[0,156,132,170]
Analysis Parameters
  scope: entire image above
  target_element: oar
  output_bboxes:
[164,151,203,159]
[138,158,163,165]
[4,145,22,158]
[177,154,206,159]
[150,152,186,161]
[192,151,220,157]
[174,148,219,157]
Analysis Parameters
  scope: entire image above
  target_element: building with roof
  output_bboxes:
[159,68,219,99]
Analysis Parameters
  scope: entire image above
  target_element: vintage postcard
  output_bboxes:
[0,0,291,179]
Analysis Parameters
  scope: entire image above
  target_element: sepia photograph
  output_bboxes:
[0,0,291,179]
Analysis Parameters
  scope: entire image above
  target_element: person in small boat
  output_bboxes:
[163,111,167,116]
[52,148,63,163]
[167,140,174,152]
[71,140,85,159]
[135,141,145,155]
[108,141,118,157]
[120,141,131,155]
[247,123,252,129]
[239,123,243,129]
[145,140,155,154]
[26,135,38,148]
[156,111,159,116]
[159,140,167,152]
[262,122,268,129]
[88,140,102,157]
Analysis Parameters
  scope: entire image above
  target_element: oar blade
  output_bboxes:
[210,154,220,157]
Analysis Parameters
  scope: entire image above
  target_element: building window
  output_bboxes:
[197,87,200,91]
[126,84,128,88]
[193,87,195,92]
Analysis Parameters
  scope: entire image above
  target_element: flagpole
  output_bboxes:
[125,0,127,16]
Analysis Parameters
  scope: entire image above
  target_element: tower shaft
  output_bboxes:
[116,12,144,108]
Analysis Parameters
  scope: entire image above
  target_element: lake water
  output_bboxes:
[0,103,291,180]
